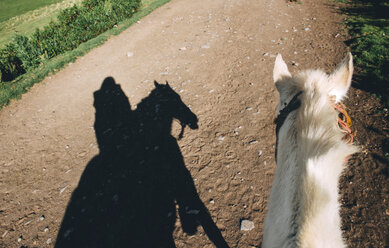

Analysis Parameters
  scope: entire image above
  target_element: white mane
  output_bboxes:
[263,54,358,248]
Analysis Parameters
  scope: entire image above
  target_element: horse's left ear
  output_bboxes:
[273,54,291,83]
[165,81,170,87]
[328,52,353,102]
[154,80,161,88]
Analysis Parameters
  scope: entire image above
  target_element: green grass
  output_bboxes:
[339,0,389,107]
[0,0,170,109]
[0,0,83,48]
[331,0,349,3]
[0,0,68,22]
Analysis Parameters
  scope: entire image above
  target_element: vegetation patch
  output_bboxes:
[0,0,170,109]
[0,0,141,82]
[339,0,389,106]
[0,0,67,23]
[0,0,84,48]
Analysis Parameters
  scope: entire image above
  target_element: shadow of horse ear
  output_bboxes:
[154,80,162,88]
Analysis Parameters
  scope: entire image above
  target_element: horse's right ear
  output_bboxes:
[154,80,160,88]
[328,52,353,103]
[273,54,291,83]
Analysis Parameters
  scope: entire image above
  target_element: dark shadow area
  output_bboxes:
[55,77,229,248]
[338,0,389,106]
[341,0,389,24]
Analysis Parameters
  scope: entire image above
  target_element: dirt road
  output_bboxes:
[1,0,387,247]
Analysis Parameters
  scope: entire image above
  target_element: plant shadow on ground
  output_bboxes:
[55,77,229,248]
[341,0,389,107]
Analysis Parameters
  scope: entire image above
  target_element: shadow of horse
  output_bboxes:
[55,77,229,248]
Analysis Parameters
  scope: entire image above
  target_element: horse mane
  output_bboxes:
[135,87,159,113]
[264,57,358,247]
[292,70,357,247]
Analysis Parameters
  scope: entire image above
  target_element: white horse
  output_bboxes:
[263,53,358,248]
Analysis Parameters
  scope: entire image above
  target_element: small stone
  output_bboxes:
[18,236,23,242]
[44,227,49,232]
[47,238,52,244]
[60,186,68,194]
[127,52,134,57]
[240,219,255,231]
[249,140,258,144]
[40,215,45,221]
[179,47,187,51]
[201,44,210,49]
[304,27,310,31]
[258,150,263,157]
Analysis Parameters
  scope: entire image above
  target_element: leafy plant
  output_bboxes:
[0,44,25,81]
[340,0,389,106]
[0,0,141,82]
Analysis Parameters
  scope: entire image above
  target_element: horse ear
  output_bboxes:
[154,80,160,88]
[165,81,170,87]
[273,54,291,83]
[328,52,353,102]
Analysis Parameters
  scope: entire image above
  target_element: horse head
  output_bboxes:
[153,80,198,129]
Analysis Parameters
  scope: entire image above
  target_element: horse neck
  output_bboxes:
[134,100,173,139]
[276,94,351,247]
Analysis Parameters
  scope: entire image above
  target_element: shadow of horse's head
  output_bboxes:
[151,81,198,138]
